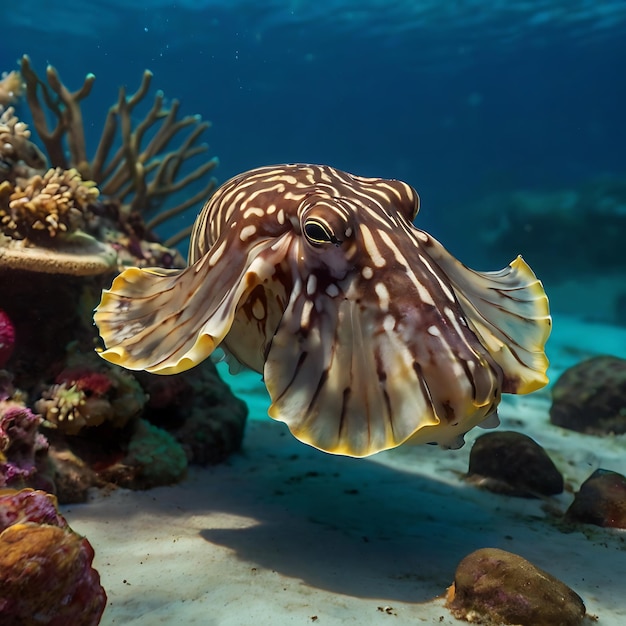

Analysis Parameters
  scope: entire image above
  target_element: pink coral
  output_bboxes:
[0,309,15,368]
[0,488,66,530]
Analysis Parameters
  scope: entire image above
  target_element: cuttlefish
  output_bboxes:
[94,164,551,457]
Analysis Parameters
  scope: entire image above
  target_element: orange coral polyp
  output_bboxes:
[2,167,98,241]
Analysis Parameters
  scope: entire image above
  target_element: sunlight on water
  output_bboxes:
[9,0,626,42]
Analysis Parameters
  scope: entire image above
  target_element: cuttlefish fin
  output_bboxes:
[264,278,501,457]
[94,239,278,374]
[421,232,551,393]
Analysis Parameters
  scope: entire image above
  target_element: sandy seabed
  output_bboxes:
[63,313,626,625]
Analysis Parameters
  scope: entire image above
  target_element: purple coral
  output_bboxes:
[0,403,49,489]
[0,488,66,531]
[0,309,15,368]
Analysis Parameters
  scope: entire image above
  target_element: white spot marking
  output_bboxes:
[418,254,455,302]
[360,226,386,268]
[277,209,285,225]
[306,274,317,296]
[325,283,340,297]
[301,299,314,328]
[444,306,468,340]
[361,266,374,279]
[378,230,408,267]
[415,280,436,307]
[374,282,390,312]
[252,299,265,320]
[239,224,257,242]
[284,191,307,201]
[383,315,395,332]
[208,240,227,267]
[243,207,265,219]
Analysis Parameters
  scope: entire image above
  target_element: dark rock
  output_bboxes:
[47,443,100,504]
[565,468,626,528]
[446,547,586,626]
[466,431,563,497]
[550,356,626,435]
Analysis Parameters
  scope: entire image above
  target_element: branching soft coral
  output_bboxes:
[20,55,218,245]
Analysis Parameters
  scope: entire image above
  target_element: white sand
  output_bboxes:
[63,313,626,625]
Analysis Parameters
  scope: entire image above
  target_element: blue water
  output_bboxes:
[1,1,625,284]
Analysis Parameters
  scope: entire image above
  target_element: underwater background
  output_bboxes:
[2,3,626,625]
[2,0,625,315]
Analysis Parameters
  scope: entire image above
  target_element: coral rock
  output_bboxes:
[0,488,106,626]
[0,487,65,528]
[565,468,626,528]
[47,443,99,504]
[446,547,586,626]
[466,431,564,497]
[550,355,626,435]
[0,230,117,275]
[100,418,187,490]
[36,358,147,436]
[169,362,248,465]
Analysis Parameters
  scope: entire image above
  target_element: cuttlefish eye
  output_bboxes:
[303,218,342,247]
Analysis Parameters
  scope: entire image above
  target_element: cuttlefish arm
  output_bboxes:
[94,237,282,374]
[418,231,551,394]
[264,237,550,458]
[264,277,502,457]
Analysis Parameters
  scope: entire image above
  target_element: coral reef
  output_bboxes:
[565,469,626,529]
[550,355,626,435]
[465,431,564,498]
[19,54,218,247]
[1,54,216,268]
[446,547,586,626]
[138,362,248,465]
[0,488,106,626]
[0,55,247,507]
[36,353,147,436]
[0,230,117,275]
[1,262,247,504]
[0,372,51,492]
[100,418,188,490]
[2,166,99,242]
[0,105,46,179]
[38,357,247,499]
